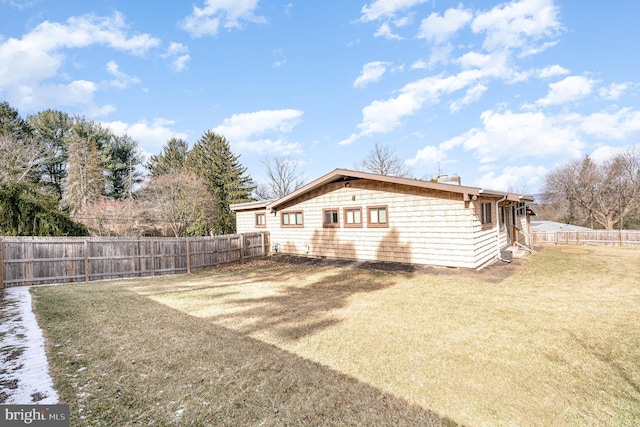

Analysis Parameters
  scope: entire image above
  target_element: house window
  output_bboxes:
[367,205,388,228]
[323,208,339,228]
[255,212,266,228]
[281,210,303,227]
[344,207,362,228]
[481,202,492,225]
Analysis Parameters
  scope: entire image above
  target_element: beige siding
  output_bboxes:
[236,180,513,269]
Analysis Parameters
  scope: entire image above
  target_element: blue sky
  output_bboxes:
[1,0,639,194]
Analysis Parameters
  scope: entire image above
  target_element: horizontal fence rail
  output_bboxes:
[532,230,640,247]
[0,232,270,288]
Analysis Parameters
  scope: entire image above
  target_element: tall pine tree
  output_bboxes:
[187,131,254,234]
[63,131,105,215]
[27,109,73,198]
[104,134,144,199]
[147,138,189,176]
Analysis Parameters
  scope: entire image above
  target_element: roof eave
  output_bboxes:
[266,168,483,211]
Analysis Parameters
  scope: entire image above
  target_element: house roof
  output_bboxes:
[530,220,592,232]
[231,169,534,212]
[229,199,274,211]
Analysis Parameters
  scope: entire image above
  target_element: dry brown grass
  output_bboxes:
[32,246,640,426]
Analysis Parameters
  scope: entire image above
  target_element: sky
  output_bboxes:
[1,0,639,195]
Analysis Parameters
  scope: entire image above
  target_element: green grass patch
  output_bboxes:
[32,246,640,426]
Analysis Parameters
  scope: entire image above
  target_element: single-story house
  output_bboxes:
[231,169,535,269]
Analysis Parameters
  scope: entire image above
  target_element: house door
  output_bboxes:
[502,204,515,245]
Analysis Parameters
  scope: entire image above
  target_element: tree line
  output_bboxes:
[0,101,254,237]
[540,148,640,230]
[6,96,636,236]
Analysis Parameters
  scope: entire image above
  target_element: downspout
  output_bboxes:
[496,195,511,263]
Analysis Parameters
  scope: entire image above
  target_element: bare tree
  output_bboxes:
[354,143,411,177]
[0,134,54,184]
[259,156,306,199]
[75,198,140,236]
[543,148,640,230]
[140,172,217,237]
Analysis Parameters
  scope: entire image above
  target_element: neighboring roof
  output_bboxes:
[231,169,535,212]
[229,199,275,211]
[530,220,592,232]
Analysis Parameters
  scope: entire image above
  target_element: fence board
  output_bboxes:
[0,232,269,287]
[532,230,640,247]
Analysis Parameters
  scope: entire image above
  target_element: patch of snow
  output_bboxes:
[0,286,59,404]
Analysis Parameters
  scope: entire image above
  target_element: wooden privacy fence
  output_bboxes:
[0,232,270,288]
[532,230,640,247]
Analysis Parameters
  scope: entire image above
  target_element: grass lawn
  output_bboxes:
[32,245,640,426]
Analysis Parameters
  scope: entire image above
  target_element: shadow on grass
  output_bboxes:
[568,331,640,404]
[211,267,398,341]
[34,285,461,426]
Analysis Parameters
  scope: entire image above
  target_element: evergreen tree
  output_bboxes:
[187,131,254,234]
[72,116,113,151]
[27,109,73,198]
[147,138,189,176]
[63,131,105,215]
[104,134,144,199]
[0,101,33,143]
[0,181,88,236]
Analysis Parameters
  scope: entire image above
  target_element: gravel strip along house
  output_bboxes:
[232,169,535,269]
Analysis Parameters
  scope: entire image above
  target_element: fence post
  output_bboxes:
[150,240,155,276]
[260,232,264,257]
[0,237,3,289]
[84,239,89,282]
[186,238,191,274]
[620,230,624,247]
[239,234,245,264]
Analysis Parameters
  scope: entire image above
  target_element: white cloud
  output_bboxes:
[171,55,191,72]
[353,61,390,88]
[10,80,116,115]
[537,64,569,79]
[106,61,140,89]
[578,108,640,140]
[474,164,548,192]
[450,84,487,112]
[181,0,266,37]
[411,107,640,172]
[103,118,189,152]
[235,138,302,155]
[405,145,445,167]
[0,12,158,90]
[598,82,630,100]
[374,22,403,40]
[535,75,595,107]
[212,109,303,154]
[589,145,627,164]
[0,12,159,110]
[471,0,562,54]
[163,42,191,72]
[360,0,429,22]
[411,59,429,70]
[418,6,472,44]
[443,109,586,163]
[272,49,286,68]
[342,52,515,144]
